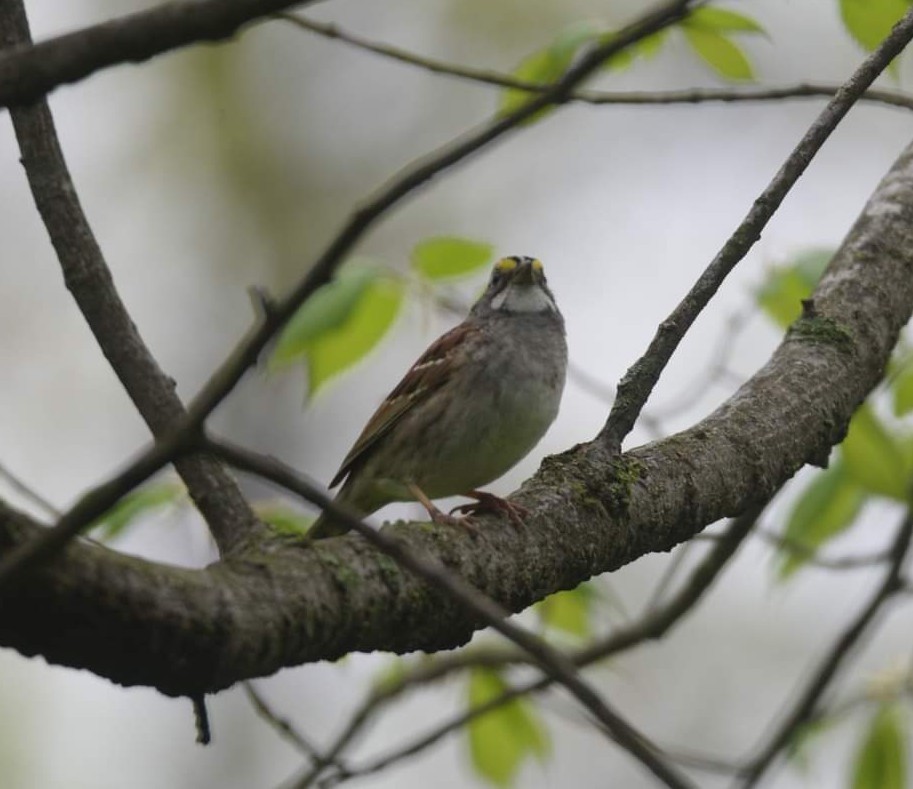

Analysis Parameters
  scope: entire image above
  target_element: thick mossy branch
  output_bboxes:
[3,140,913,698]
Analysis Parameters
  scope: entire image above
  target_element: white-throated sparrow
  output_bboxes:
[309,256,567,538]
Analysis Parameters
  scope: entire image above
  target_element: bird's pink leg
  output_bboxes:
[450,490,529,529]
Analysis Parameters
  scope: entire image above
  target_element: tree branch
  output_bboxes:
[0,0,327,109]
[278,13,913,115]
[1,121,913,697]
[598,4,913,452]
[0,0,265,556]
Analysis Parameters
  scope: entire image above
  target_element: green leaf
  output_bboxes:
[268,264,404,395]
[756,249,833,328]
[682,27,754,81]
[255,503,313,535]
[842,404,910,501]
[635,29,669,59]
[852,704,908,789]
[776,461,867,580]
[534,584,593,638]
[840,0,909,52]
[596,28,672,73]
[498,22,601,120]
[270,265,380,369]
[306,276,405,396]
[467,668,550,787]
[411,237,494,281]
[686,7,767,34]
[92,481,184,541]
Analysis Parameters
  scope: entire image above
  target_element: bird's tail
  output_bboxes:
[308,509,349,539]
[308,482,362,539]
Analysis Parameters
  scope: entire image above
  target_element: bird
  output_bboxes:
[309,255,567,538]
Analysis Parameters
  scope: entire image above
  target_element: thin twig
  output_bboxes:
[737,507,913,788]
[244,682,324,760]
[0,0,700,592]
[757,527,892,570]
[277,14,913,115]
[0,429,184,590]
[207,435,695,789]
[193,695,211,745]
[0,461,59,519]
[643,540,695,612]
[598,6,913,453]
[647,308,753,422]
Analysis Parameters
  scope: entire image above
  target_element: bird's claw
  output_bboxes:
[450,491,529,530]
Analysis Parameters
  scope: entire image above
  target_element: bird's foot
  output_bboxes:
[408,483,480,534]
[450,490,529,530]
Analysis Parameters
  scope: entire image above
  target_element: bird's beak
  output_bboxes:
[513,261,535,285]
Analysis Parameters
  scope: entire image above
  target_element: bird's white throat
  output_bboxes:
[491,284,557,313]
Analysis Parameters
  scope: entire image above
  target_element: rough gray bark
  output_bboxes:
[2,136,911,699]
[0,0,323,110]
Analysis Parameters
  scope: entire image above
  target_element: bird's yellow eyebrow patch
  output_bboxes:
[495,257,519,272]
[531,259,543,272]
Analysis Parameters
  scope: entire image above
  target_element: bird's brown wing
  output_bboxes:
[329,322,482,488]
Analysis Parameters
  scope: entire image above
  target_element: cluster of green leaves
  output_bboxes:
[756,250,913,579]
[269,237,495,397]
[499,6,765,120]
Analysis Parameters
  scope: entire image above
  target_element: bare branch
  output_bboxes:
[0,0,264,556]
[244,682,323,761]
[286,645,521,787]
[0,0,325,109]
[738,507,913,787]
[279,13,913,115]
[598,6,913,452]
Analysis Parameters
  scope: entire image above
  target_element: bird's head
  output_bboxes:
[472,256,560,317]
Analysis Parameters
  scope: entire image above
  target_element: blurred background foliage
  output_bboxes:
[2,0,913,787]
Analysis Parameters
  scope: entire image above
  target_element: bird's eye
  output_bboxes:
[490,257,518,287]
